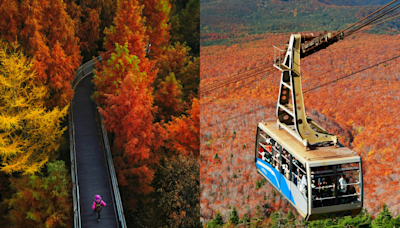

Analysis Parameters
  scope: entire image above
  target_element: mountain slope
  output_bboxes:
[201,0,400,46]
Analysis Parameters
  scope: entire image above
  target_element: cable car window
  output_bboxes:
[291,155,307,200]
[257,129,308,201]
[311,162,361,208]
[338,163,361,204]
[258,131,274,165]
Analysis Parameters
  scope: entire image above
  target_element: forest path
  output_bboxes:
[72,74,119,228]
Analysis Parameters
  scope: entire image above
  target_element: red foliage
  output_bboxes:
[65,0,101,52]
[140,0,171,59]
[102,0,155,76]
[0,0,81,108]
[155,73,185,121]
[165,98,200,157]
[100,69,159,195]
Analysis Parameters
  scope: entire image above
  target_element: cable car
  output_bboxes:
[255,34,363,221]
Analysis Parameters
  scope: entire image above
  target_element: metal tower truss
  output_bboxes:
[273,34,338,147]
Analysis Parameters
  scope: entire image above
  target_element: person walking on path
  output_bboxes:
[92,195,106,221]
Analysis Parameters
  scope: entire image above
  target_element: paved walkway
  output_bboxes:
[72,75,118,228]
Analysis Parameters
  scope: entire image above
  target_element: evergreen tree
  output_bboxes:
[239,213,251,226]
[154,72,184,122]
[213,211,224,225]
[229,206,239,225]
[372,204,392,228]
[286,210,295,225]
[207,211,224,227]
[340,209,372,228]
[389,214,400,228]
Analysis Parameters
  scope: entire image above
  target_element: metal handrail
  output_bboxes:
[70,56,127,228]
[72,56,102,89]
[69,104,81,228]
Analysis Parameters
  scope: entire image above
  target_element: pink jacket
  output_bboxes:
[92,200,106,210]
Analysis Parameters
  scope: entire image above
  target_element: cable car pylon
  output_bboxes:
[274,34,338,148]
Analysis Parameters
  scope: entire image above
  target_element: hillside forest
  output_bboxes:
[200,32,400,227]
[201,0,400,46]
[0,0,199,227]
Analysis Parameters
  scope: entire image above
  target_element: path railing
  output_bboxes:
[72,56,102,89]
[69,104,81,228]
[70,56,127,227]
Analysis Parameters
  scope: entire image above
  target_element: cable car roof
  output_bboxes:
[258,121,360,166]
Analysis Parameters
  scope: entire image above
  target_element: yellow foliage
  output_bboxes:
[0,42,68,174]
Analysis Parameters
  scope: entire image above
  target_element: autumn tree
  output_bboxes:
[102,0,154,73]
[154,42,199,103]
[0,172,11,227]
[140,0,171,60]
[94,0,156,106]
[4,160,72,227]
[0,0,81,108]
[178,56,199,101]
[164,97,200,157]
[155,155,200,228]
[98,43,161,201]
[0,43,68,174]
[64,0,119,60]
[169,0,199,56]
[154,72,185,122]
[65,0,101,53]
[155,42,191,83]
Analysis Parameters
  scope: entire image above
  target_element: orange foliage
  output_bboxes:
[155,73,185,121]
[140,0,171,60]
[165,98,200,157]
[65,0,101,52]
[0,0,81,108]
[103,0,155,76]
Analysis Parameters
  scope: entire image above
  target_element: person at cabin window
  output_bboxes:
[312,179,322,208]
[292,168,298,185]
[258,147,264,159]
[274,146,280,161]
[347,185,358,203]
[274,142,281,152]
[281,163,288,177]
[274,161,280,171]
[282,150,288,166]
[258,147,265,160]
[292,157,299,167]
[339,174,347,204]
[265,144,273,164]
[319,178,330,206]
[298,173,307,200]
[331,179,338,205]
[339,174,347,193]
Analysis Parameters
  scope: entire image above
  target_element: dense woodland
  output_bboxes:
[0,0,199,227]
[200,32,400,226]
[201,0,400,46]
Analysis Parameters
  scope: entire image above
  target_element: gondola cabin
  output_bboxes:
[255,121,363,221]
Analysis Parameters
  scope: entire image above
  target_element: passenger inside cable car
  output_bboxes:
[311,163,361,208]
